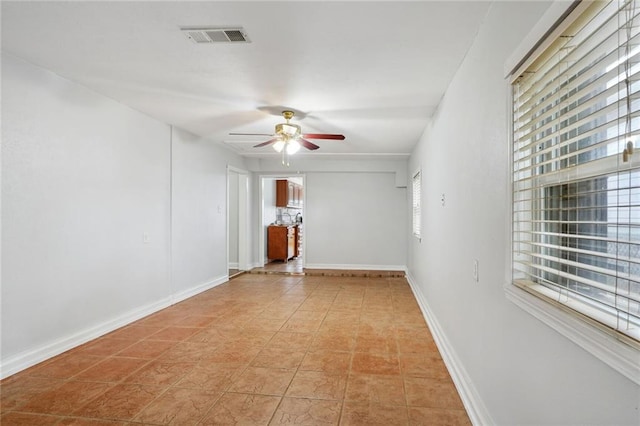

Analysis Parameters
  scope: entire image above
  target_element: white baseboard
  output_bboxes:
[305,263,406,271]
[0,274,229,380]
[405,271,493,426]
[171,275,229,305]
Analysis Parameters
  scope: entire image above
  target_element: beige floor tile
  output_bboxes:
[0,411,62,425]
[345,374,406,406]
[174,363,245,392]
[258,308,297,321]
[0,375,63,411]
[73,357,149,382]
[354,332,398,354]
[299,350,352,374]
[1,274,471,425]
[54,417,122,425]
[18,380,111,416]
[341,401,409,425]
[310,332,356,352]
[203,344,262,365]
[228,367,295,395]
[404,377,465,410]
[351,352,400,375]
[408,406,471,426]
[266,331,314,350]
[124,360,196,386]
[105,324,163,340]
[159,341,219,362]
[270,397,342,425]
[290,309,329,321]
[134,387,221,424]
[173,315,217,328]
[27,354,103,380]
[396,329,438,353]
[147,326,201,341]
[75,337,136,357]
[187,327,239,344]
[281,317,324,333]
[399,353,449,379]
[228,330,277,348]
[286,371,347,400]
[242,317,288,332]
[73,383,164,420]
[323,311,360,324]
[200,393,281,425]
[115,339,176,358]
[251,348,306,370]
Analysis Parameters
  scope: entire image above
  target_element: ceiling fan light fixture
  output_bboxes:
[287,139,301,154]
[276,123,301,137]
[237,109,344,160]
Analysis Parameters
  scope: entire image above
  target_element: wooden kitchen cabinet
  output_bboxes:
[268,225,296,262]
[276,180,289,207]
[276,179,302,208]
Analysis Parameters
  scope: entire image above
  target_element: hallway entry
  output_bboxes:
[260,176,305,274]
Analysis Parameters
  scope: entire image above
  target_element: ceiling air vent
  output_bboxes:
[182,28,251,44]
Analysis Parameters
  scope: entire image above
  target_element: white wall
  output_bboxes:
[170,128,247,295]
[1,54,248,377]
[306,172,406,269]
[407,3,640,425]
[1,54,171,374]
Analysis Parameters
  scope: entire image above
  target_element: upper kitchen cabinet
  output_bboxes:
[276,179,303,208]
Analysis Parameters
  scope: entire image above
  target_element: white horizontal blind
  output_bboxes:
[513,0,640,343]
[413,170,421,238]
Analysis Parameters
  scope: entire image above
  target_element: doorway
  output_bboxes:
[257,175,305,274]
[227,166,249,278]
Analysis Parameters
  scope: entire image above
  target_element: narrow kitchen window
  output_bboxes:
[412,169,421,240]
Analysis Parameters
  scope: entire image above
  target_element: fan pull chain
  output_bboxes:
[281,147,290,167]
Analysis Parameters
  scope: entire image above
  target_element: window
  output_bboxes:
[511,0,640,353]
[412,170,421,239]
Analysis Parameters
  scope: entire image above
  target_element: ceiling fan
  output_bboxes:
[229,110,345,154]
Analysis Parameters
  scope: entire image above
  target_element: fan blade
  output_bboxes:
[299,138,320,150]
[302,133,345,140]
[230,132,274,136]
[253,138,279,148]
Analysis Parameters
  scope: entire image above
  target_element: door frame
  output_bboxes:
[227,165,250,273]
[258,174,306,267]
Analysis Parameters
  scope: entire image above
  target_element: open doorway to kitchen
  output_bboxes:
[227,166,249,278]
[256,175,305,274]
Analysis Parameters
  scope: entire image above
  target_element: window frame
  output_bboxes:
[412,169,422,241]
[506,0,640,385]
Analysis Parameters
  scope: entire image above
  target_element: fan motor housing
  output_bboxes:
[276,123,301,139]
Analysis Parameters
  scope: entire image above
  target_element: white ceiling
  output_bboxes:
[1,1,493,159]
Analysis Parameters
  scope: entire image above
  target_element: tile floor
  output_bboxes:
[0,273,470,425]
[249,258,304,275]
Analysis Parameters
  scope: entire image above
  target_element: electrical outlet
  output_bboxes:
[441,193,446,207]
[143,232,150,244]
[473,259,479,282]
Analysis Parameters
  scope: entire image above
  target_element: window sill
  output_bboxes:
[504,283,640,386]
